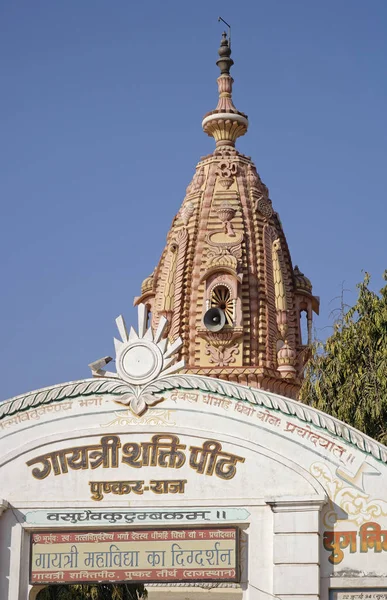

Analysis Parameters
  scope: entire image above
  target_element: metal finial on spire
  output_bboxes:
[202,21,248,147]
[217,19,233,76]
[217,31,234,75]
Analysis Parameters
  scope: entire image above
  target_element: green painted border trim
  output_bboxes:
[1,373,387,466]
[147,374,387,465]
[0,378,129,420]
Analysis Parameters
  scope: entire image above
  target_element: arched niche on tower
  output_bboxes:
[196,267,244,368]
[204,271,242,329]
[293,265,320,354]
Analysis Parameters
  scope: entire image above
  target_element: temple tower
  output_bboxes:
[135,32,319,399]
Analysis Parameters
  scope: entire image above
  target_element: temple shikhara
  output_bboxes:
[1,33,387,600]
[136,31,319,398]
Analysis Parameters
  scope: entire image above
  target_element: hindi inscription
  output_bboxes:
[24,507,250,526]
[26,434,245,481]
[324,522,387,564]
[331,592,387,600]
[30,527,238,584]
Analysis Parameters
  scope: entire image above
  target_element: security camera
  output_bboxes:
[88,356,113,376]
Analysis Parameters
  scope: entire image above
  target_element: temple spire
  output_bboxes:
[135,32,319,400]
[202,31,248,147]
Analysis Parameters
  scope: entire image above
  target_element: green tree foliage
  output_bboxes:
[36,583,147,600]
[300,272,387,444]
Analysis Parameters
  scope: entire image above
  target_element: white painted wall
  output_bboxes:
[1,378,387,600]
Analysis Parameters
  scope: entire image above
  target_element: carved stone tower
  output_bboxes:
[135,33,319,399]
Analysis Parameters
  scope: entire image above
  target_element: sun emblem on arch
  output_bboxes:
[88,304,184,415]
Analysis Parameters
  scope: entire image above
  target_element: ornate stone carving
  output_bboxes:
[264,225,281,367]
[205,342,239,366]
[198,327,243,349]
[204,233,243,275]
[3,374,387,465]
[215,160,238,189]
[247,163,261,189]
[104,409,175,428]
[186,166,205,194]
[277,341,296,379]
[247,164,272,219]
[88,304,184,416]
[256,195,273,219]
[276,310,288,339]
[158,242,178,322]
[215,71,236,111]
[214,146,238,158]
[247,164,269,196]
[216,201,236,235]
[294,265,313,293]
[210,284,234,325]
[202,33,248,147]
[202,115,248,147]
[169,228,189,341]
[141,271,154,295]
[129,30,319,399]
[272,238,288,338]
[180,201,195,225]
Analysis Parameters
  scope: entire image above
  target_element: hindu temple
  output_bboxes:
[0,32,386,600]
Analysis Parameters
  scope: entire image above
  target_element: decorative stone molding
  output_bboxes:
[265,495,327,513]
[255,194,273,219]
[0,499,9,517]
[277,342,297,379]
[179,201,195,225]
[2,372,387,464]
[247,163,268,195]
[202,113,248,147]
[215,161,238,190]
[130,96,317,397]
[141,271,155,295]
[169,229,189,342]
[214,145,238,159]
[186,166,205,195]
[202,34,248,147]
[197,328,243,349]
[87,304,184,416]
[202,233,243,280]
[146,375,387,463]
[265,495,326,599]
[205,341,239,366]
[0,379,126,420]
[216,200,237,231]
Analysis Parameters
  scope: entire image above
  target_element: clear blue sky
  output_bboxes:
[1,1,386,401]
